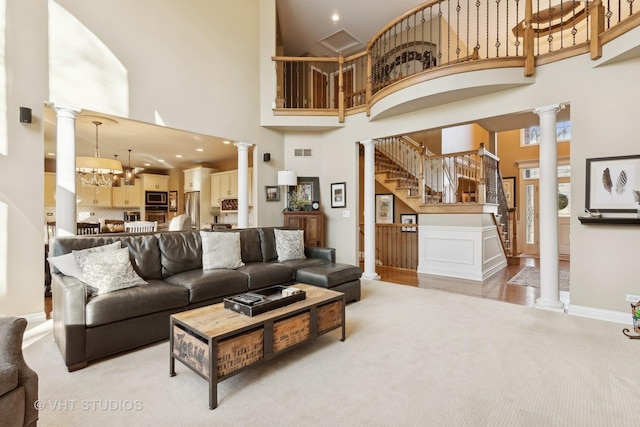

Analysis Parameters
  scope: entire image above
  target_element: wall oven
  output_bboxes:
[145,191,168,206]
[145,210,167,224]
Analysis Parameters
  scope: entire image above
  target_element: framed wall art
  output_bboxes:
[168,191,178,212]
[288,176,319,209]
[586,154,640,213]
[265,186,280,201]
[400,213,417,232]
[502,177,516,209]
[330,182,346,208]
[375,194,394,223]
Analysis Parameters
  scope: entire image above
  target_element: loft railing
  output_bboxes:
[358,223,419,270]
[273,0,639,120]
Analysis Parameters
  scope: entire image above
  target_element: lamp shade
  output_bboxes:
[76,157,123,174]
[277,170,297,186]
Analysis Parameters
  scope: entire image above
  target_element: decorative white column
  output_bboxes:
[534,104,564,312]
[360,140,380,280]
[53,106,80,237]
[234,142,252,229]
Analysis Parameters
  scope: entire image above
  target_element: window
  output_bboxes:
[522,121,571,146]
[522,165,571,180]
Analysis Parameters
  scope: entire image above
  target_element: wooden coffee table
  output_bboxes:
[169,284,345,409]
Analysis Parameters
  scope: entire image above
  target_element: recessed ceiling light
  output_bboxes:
[144,163,151,167]
[331,13,340,22]
[176,154,182,158]
[47,152,55,156]
[159,159,165,163]
[196,148,204,152]
[223,140,231,145]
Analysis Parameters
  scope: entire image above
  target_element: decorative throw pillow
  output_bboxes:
[48,241,121,282]
[200,231,244,270]
[274,229,306,262]
[73,247,147,295]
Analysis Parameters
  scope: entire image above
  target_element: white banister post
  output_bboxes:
[360,139,380,280]
[534,104,564,312]
[234,142,252,229]
[53,105,80,237]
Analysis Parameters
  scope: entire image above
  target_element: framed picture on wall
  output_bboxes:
[168,191,178,212]
[400,213,417,232]
[330,182,346,208]
[375,194,394,223]
[586,154,640,212]
[502,177,516,209]
[265,186,280,201]
[288,176,320,209]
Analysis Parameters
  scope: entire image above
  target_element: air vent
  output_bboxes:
[317,29,362,54]
[294,149,312,157]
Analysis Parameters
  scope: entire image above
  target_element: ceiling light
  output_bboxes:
[331,13,340,22]
[47,152,55,156]
[159,159,165,162]
[124,149,136,186]
[76,120,123,188]
[223,140,231,145]
[144,163,151,167]
[196,148,204,152]
[176,154,183,158]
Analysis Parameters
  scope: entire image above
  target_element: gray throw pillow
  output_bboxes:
[200,231,244,270]
[73,247,147,295]
[274,229,306,262]
[48,241,121,282]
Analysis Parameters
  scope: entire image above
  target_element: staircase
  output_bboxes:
[370,137,518,263]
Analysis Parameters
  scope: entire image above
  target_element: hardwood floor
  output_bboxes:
[370,256,570,307]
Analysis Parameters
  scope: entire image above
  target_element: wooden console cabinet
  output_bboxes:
[283,210,324,247]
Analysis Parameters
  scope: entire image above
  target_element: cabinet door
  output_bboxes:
[184,169,199,192]
[155,175,169,191]
[220,173,232,199]
[76,182,111,206]
[44,173,56,207]
[112,179,141,207]
[228,170,238,198]
[210,174,222,207]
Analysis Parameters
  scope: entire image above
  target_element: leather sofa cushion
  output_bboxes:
[279,257,330,271]
[237,262,294,290]
[164,269,248,303]
[238,229,263,263]
[85,280,188,326]
[258,227,278,262]
[0,363,18,397]
[296,263,363,288]
[49,234,163,280]
[158,231,202,277]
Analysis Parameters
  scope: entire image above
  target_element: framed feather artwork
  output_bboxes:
[586,154,640,212]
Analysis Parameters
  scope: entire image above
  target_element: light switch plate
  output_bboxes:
[342,210,350,218]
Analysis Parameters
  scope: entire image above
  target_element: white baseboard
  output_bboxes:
[21,311,47,329]
[567,304,632,325]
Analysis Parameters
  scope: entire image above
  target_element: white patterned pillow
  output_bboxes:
[48,241,121,282]
[73,247,147,295]
[200,231,244,270]
[274,229,306,262]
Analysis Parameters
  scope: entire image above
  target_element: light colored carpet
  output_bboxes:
[23,280,639,426]
[507,266,570,291]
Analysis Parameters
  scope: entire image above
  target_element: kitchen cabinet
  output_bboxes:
[139,173,169,191]
[112,178,142,207]
[184,166,215,192]
[282,210,324,247]
[76,179,112,207]
[210,168,252,208]
[44,172,56,207]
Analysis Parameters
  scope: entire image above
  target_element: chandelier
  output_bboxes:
[76,120,123,188]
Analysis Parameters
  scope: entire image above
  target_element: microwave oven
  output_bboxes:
[145,191,168,206]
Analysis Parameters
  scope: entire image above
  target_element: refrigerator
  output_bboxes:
[185,191,200,230]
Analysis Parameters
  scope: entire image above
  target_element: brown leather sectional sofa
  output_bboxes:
[49,227,361,371]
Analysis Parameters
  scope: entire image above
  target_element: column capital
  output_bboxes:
[51,104,81,119]
[234,142,252,151]
[533,104,562,116]
[359,139,377,148]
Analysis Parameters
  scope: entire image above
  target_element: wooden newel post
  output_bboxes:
[590,0,605,60]
[338,53,345,123]
[365,44,372,117]
[523,0,535,76]
[477,143,486,205]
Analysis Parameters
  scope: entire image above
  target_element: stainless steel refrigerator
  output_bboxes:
[184,191,200,230]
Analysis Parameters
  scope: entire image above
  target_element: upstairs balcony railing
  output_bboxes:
[273,0,639,121]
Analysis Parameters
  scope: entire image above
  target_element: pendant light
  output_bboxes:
[76,120,123,188]
[111,154,122,187]
[124,149,136,185]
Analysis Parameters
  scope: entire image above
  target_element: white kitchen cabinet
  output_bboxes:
[76,179,112,207]
[139,173,169,191]
[210,168,252,208]
[112,178,142,207]
[184,166,215,192]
